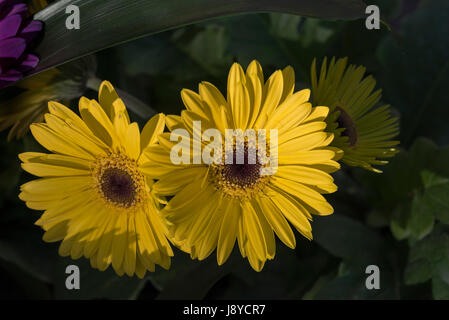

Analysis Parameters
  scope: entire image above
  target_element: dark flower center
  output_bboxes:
[336,106,357,147]
[223,163,262,188]
[210,138,271,199]
[100,167,136,208]
[222,144,261,188]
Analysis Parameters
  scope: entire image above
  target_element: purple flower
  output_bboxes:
[0,0,43,89]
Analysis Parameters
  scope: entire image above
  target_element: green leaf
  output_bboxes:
[29,0,366,79]
[432,276,449,300]
[421,183,449,225]
[261,13,341,81]
[408,192,435,240]
[171,25,232,77]
[296,18,335,47]
[421,170,449,188]
[390,217,411,241]
[101,31,212,117]
[113,32,208,81]
[213,14,289,70]
[404,259,432,285]
[358,138,449,212]
[268,13,302,41]
[389,201,412,241]
[358,139,449,243]
[312,215,400,299]
[405,229,449,298]
[408,231,449,266]
[377,0,449,145]
[313,214,390,266]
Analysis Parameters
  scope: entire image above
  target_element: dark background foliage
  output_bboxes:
[1,0,449,299]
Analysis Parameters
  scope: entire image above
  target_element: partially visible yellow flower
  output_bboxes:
[311,57,399,173]
[142,60,340,271]
[29,0,49,13]
[0,57,96,140]
[18,81,173,278]
[0,68,61,140]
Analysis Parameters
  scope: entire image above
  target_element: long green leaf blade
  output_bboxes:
[33,0,366,75]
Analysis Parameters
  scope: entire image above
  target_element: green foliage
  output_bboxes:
[313,214,390,266]
[404,229,449,299]
[408,192,435,240]
[420,181,449,225]
[29,0,366,78]
[377,0,449,145]
[172,25,233,77]
[358,138,449,240]
[358,136,449,299]
[311,215,398,299]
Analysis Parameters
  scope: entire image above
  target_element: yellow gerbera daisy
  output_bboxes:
[142,60,340,271]
[18,81,173,278]
[311,57,400,173]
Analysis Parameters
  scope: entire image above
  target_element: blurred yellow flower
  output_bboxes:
[0,68,60,140]
[311,57,400,172]
[0,57,96,140]
[29,0,49,13]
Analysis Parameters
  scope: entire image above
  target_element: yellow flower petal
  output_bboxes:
[241,201,267,261]
[125,122,141,160]
[199,81,227,111]
[258,70,284,119]
[217,199,240,265]
[280,65,295,103]
[256,196,296,249]
[30,123,96,160]
[140,113,165,152]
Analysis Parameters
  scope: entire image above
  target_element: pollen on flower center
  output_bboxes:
[100,168,136,207]
[93,153,146,210]
[336,106,358,147]
[210,140,269,199]
[222,162,261,188]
